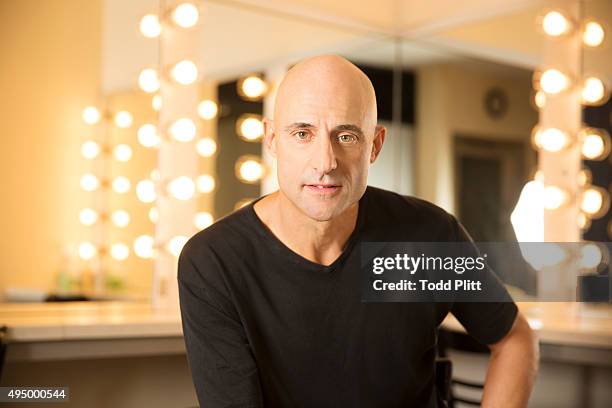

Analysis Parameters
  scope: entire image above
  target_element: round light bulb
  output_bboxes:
[171,3,199,28]
[581,187,608,217]
[136,179,157,203]
[139,14,161,38]
[542,10,571,37]
[114,111,133,128]
[579,243,602,270]
[138,68,160,93]
[111,210,130,228]
[82,106,101,125]
[110,243,129,261]
[581,76,608,105]
[539,69,570,94]
[112,176,131,194]
[168,176,196,201]
[533,127,571,152]
[583,21,605,47]
[171,60,198,85]
[196,174,216,193]
[152,94,162,112]
[137,124,160,148]
[78,242,97,260]
[578,168,592,187]
[578,212,591,230]
[113,144,133,162]
[148,207,159,223]
[543,186,568,210]
[197,100,218,120]
[80,173,100,192]
[81,140,101,159]
[581,131,606,160]
[134,235,155,259]
[79,208,98,226]
[236,115,264,141]
[194,212,214,229]
[236,157,264,183]
[196,138,217,157]
[534,91,546,109]
[169,118,197,142]
[238,76,268,100]
[167,235,189,257]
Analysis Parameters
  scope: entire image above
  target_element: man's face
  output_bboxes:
[267,76,383,222]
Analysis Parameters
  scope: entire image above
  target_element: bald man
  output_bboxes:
[178,55,538,407]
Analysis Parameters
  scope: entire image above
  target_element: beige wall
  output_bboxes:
[415,62,538,213]
[0,0,102,294]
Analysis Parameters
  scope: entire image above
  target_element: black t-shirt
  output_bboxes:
[178,185,518,408]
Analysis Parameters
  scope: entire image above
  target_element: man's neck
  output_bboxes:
[253,190,359,266]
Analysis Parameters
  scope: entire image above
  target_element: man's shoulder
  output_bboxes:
[363,186,457,240]
[180,205,255,261]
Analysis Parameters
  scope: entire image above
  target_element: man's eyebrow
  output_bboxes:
[284,122,315,132]
[333,124,365,138]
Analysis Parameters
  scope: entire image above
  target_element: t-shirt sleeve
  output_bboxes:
[178,241,263,408]
[446,214,519,345]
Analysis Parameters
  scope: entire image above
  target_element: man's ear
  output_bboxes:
[370,125,386,164]
[263,118,277,158]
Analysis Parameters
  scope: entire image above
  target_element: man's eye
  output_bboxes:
[338,134,356,143]
[294,131,309,140]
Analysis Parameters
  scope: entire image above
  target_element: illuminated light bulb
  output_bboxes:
[80,173,100,192]
[79,208,98,226]
[579,243,602,270]
[167,235,189,257]
[197,100,218,120]
[534,91,546,109]
[543,185,568,210]
[581,76,608,106]
[581,187,609,217]
[580,128,610,160]
[114,111,133,128]
[235,157,265,184]
[81,140,101,159]
[196,174,216,193]
[238,75,268,100]
[539,69,570,94]
[583,21,605,47]
[578,168,592,187]
[234,198,254,211]
[82,106,101,125]
[148,207,159,223]
[171,3,199,28]
[236,115,264,141]
[139,14,161,38]
[532,127,571,152]
[196,138,217,157]
[152,94,162,112]
[578,212,591,230]
[113,144,133,162]
[194,212,214,229]
[171,60,198,85]
[137,124,160,148]
[112,176,131,194]
[110,243,129,261]
[138,68,160,93]
[169,118,197,142]
[78,242,97,260]
[168,176,196,200]
[134,235,155,259]
[111,210,130,228]
[150,169,161,181]
[541,10,571,37]
[136,179,157,203]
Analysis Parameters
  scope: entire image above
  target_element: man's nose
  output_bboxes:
[310,133,337,174]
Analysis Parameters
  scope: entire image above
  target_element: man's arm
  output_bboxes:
[481,311,539,408]
[178,245,264,408]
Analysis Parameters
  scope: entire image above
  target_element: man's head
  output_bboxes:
[263,55,386,222]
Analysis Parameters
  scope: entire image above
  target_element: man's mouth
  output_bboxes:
[304,184,342,193]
